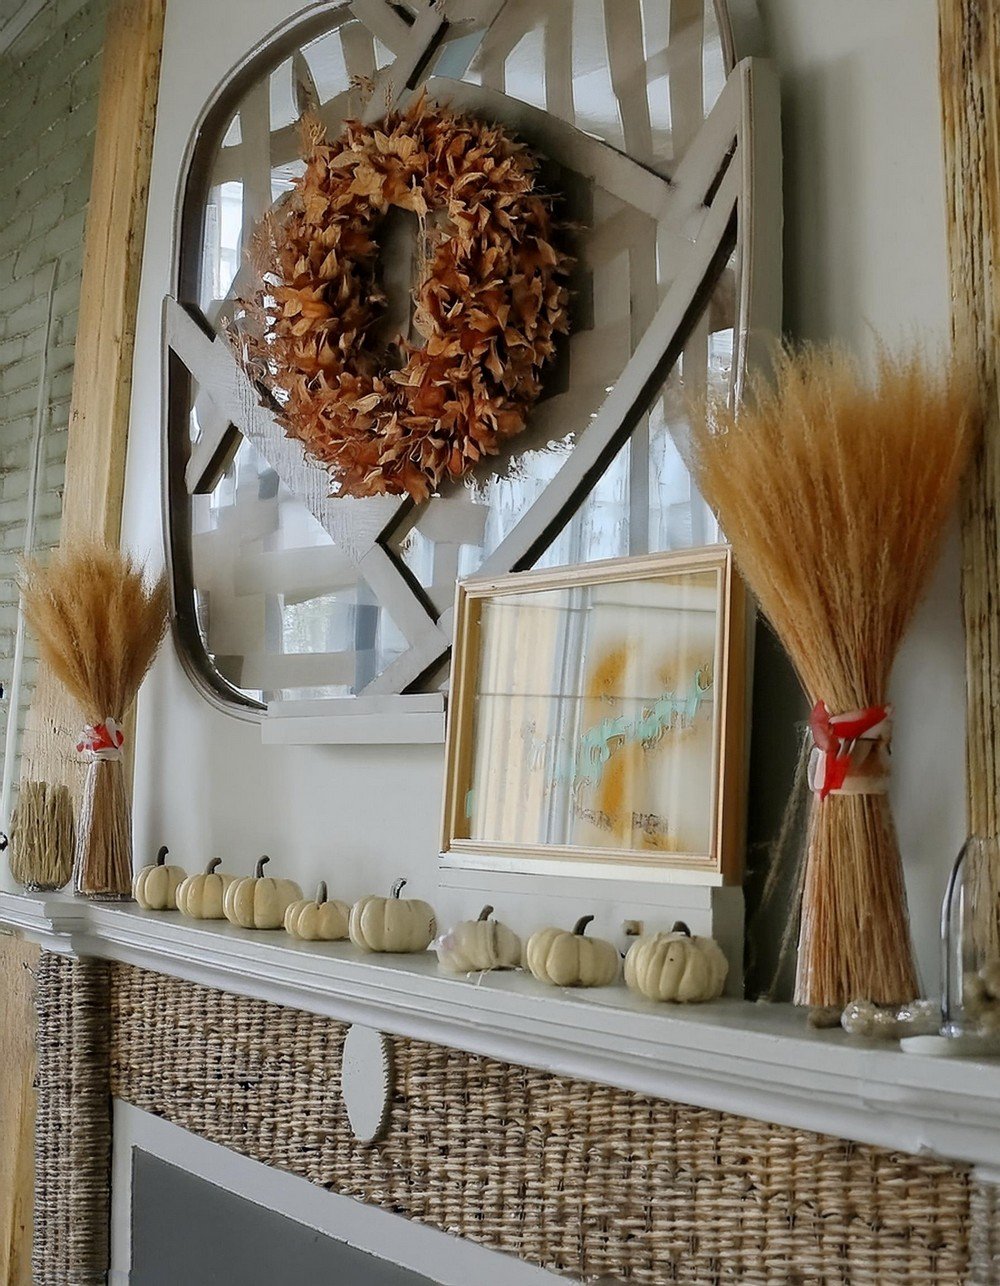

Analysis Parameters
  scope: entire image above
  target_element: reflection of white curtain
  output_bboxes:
[471,593,580,843]
[469,598,551,839]
[542,586,588,844]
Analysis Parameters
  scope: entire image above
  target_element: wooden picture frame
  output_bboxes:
[441,547,747,884]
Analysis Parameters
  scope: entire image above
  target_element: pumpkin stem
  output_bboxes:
[255,855,270,878]
[316,881,327,905]
[573,915,594,936]
[156,846,169,867]
[206,858,222,875]
[391,878,407,899]
[478,905,494,922]
[671,920,692,937]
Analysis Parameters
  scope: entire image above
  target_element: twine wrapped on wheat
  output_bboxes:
[689,347,976,1008]
[19,543,169,899]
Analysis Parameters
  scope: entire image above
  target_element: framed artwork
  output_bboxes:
[442,547,747,883]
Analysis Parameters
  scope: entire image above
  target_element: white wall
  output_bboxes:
[123,0,963,995]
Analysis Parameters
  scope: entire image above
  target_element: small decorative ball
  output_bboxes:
[841,998,877,1037]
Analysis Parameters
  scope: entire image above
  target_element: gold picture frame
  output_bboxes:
[441,547,748,884]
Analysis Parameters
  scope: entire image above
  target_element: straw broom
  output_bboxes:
[19,543,169,900]
[689,347,976,1008]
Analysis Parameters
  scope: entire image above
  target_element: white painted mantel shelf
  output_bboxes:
[2,889,999,1171]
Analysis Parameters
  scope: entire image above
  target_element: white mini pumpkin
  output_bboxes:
[349,879,436,953]
[224,855,303,930]
[526,915,620,988]
[624,921,728,1003]
[133,845,187,911]
[284,881,351,942]
[433,905,523,974]
[175,858,235,920]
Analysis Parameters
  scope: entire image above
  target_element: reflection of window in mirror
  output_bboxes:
[166,0,741,715]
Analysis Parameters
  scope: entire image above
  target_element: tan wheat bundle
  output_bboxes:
[8,781,75,891]
[19,543,169,899]
[689,346,976,1007]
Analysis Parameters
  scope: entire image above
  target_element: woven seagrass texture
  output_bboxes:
[970,1181,1000,1285]
[34,952,111,1286]
[107,963,973,1284]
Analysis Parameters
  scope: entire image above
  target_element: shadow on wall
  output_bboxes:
[744,619,807,1001]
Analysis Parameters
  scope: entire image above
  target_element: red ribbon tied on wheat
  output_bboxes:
[807,701,892,801]
[76,720,124,760]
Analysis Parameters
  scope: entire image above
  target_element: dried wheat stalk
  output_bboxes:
[689,347,977,1006]
[8,781,75,891]
[19,543,168,899]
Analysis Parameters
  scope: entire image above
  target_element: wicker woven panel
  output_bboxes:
[107,963,972,1284]
[35,953,111,1286]
[970,1181,1000,1285]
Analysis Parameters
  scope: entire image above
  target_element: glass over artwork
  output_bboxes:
[445,549,742,876]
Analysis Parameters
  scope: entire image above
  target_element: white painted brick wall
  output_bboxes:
[0,0,107,794]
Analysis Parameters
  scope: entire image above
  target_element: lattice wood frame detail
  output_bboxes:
[165,2,781,714]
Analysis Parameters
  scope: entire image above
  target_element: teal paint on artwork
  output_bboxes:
[572,671,712,788]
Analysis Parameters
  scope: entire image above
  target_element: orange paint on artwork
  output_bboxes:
[587,644,628,701]
[596,739,639,844]
[640,829,676,850]
[589,644,630,842]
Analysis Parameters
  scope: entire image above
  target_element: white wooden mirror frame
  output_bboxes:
[161,0,781,741]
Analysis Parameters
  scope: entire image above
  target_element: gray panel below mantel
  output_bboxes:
[130,1150,441,1286]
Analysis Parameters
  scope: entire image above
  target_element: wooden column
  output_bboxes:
[0,935,39,1286]
[62,0,166,547]
[938,3,1000,955]
[20,0,166,796]
[6,0,167,1277]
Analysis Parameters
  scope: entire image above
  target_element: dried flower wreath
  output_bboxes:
[237,97,572,502]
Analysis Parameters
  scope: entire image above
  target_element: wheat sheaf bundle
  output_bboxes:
[20,543,169,897]
[689,346,976,1008]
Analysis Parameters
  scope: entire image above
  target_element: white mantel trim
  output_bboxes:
[4,890,1000,1169]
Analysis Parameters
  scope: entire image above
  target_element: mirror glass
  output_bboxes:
[171,1,734,707]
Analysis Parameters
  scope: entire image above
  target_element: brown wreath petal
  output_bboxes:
[235,96,572,502]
